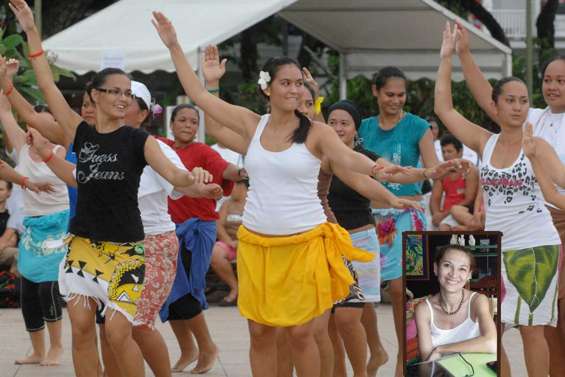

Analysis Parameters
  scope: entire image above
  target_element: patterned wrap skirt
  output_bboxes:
[373,207,426,282]
[134,231,179,327]
[501,244,561,326]
[236,222,374,327]
[18,209,69,283]
[59,236,145,323]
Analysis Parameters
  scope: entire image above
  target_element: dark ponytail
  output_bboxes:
[292,109,311,144]
[258,57,312,144]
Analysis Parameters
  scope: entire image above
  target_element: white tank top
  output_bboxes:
[243,114,326,235]
[15,144,69,217]
[479,134,560,251]
[530,107,565,197]
[427,292,481,348]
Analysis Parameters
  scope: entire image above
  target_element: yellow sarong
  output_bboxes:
[237,222,374,327]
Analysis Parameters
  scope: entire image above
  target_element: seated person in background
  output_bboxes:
[450,182,485,231]
[414,245,496,362]
[210,179,248,306]
[430,134,478,230]
[0,179,16,273]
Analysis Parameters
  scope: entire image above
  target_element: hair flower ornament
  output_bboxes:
[258,71,271,90]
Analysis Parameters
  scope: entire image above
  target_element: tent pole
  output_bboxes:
[526,0,533,95]
[504,52,512,77]
[339,52,347,100]
[197,47,206,143]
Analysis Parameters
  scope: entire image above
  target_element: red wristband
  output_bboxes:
[28,49,44,59]
[42,151,54,163]
[20,176,29,188]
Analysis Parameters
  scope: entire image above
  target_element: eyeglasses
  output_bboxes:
[96,87,134,98]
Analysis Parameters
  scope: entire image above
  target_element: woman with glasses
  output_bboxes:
[9,1,213,376]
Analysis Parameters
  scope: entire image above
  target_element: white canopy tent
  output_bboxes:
[43,0,512,137]
[280,0,512,99]
[43,0,297,73]
[44,0,512,93]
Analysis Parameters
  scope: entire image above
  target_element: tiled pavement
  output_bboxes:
[0,305,526,376]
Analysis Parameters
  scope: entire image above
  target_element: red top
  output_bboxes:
[441,174,466,212]
[160,138,234,223]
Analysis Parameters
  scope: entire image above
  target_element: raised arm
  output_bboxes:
[434,22,491,156]
[419,129,440,168]
[0,93,26,152]
[9,0,82,134]
[152,12,259,144]
[330,162,422,210]
[456,22,499,122]
[313,124,379,178]
[524,123,565,208]
[202,46,248,154]
[144,136,210,188]
[27,128,77,187]
[302,67,326,123]
[0,58,68,147]
[0,158,53,193]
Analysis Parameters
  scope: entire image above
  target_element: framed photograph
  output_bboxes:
[403,231,502,377]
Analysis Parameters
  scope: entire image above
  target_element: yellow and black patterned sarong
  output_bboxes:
[236,222,373,327]
[58,236,145,322]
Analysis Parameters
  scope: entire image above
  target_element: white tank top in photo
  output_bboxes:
[243,114,326,235]
[530,107,565,197]
[479,134,560,251]
[15,144,69,217]
[427,292,481,348]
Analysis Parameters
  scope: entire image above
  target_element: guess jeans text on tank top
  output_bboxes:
[77,142,126,183]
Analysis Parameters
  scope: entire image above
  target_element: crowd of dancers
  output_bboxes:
[0,1,564,376]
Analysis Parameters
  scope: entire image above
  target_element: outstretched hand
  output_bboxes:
[26,128,51,160]
[203,45,227,83]
[201,183,223,200]
[9,0,36,33]
[454,21,470,55]
[190,167,213,184]
[26,180,54,194]
[523,122,537,159]
[302,67,320,97]
[372,162,411,181]
[151,11,179,49]
[0,56,16,84]
[440,22,458,59]
[5,58,20,80]
[389,197,423,211]
[430,159,471,180]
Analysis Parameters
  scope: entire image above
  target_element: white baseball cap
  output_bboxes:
[131,81,151,110]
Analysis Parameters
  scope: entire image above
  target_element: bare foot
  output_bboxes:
[40,345,63,366]
[15,353,43,365]
[367,348,389,377]
[171,352,198,373]
[190,345,218,374]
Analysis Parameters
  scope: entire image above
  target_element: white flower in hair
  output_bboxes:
[258,70,271,90]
